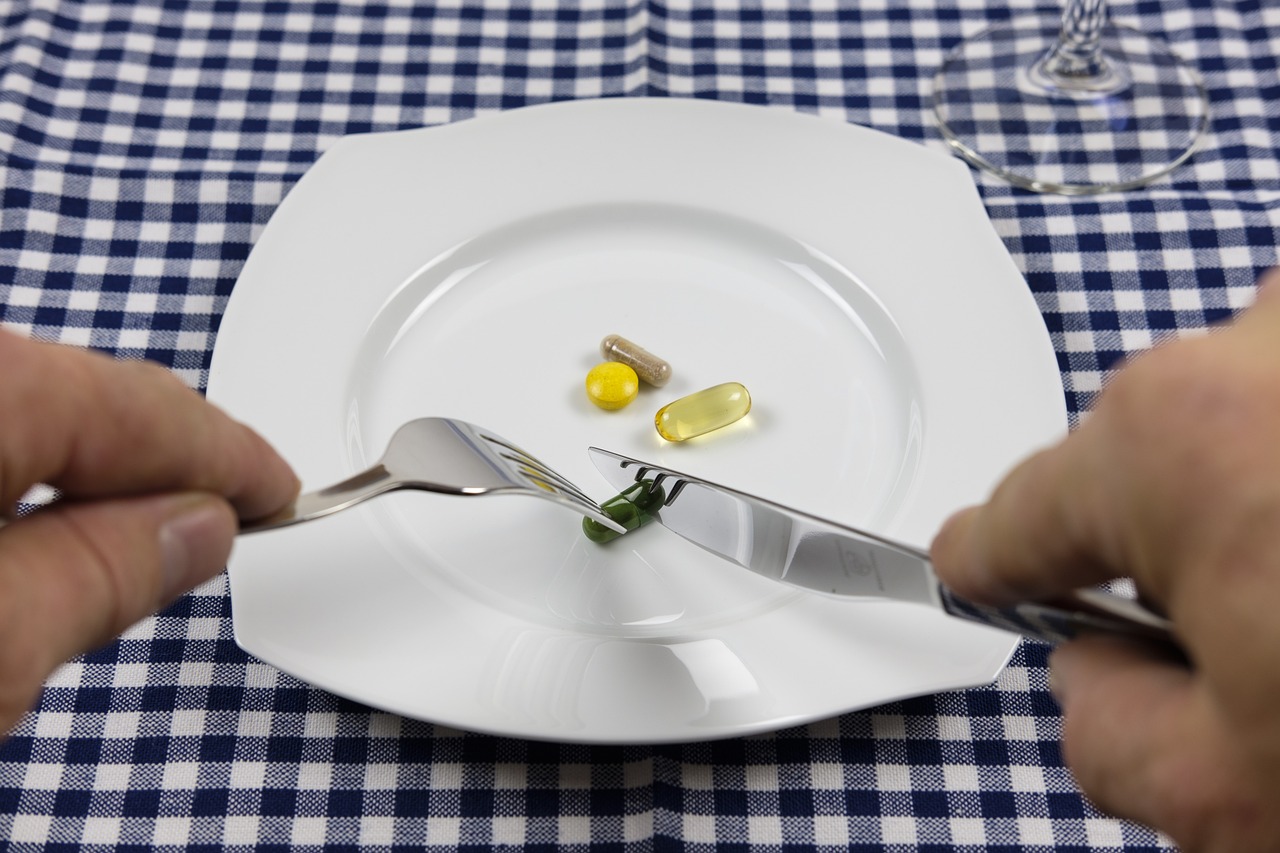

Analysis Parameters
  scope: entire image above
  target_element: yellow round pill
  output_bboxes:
[585,362,639,410]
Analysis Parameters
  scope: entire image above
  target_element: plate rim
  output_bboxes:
[208,97,1066,743]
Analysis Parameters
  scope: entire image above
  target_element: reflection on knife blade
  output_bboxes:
[587,447,1181,653]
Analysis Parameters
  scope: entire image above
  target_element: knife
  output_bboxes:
[588,447,1180,652]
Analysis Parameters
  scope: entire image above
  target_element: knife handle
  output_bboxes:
[938,584,1183,655]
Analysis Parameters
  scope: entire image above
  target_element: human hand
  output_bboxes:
[930,268,1280,850]
[0,329,298,736]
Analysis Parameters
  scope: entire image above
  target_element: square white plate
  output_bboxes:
[207,98,1066,743]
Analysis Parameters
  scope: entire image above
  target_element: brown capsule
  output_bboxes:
[600,334,672,387]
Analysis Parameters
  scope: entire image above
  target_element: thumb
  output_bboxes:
[0,493,235,732]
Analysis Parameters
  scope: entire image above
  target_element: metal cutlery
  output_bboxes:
[238,418,625,534]
[589,447,1179,652]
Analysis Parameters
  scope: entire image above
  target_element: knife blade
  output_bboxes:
[588,447,1180,652]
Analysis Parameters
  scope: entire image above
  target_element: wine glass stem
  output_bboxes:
[1031,0,1128,94]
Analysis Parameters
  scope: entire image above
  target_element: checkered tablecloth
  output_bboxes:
[2,0,1277,849]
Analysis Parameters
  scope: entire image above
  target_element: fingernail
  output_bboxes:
[158,495,235,599]
[1048,648,1073,706]
[1047,664,1063,704]
[930,508,966,550]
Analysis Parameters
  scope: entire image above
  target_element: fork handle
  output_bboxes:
[239,464,396,534]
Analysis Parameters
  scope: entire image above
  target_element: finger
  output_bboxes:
[932,264,1280,612]
[0,329,297,519]
[1251,265,1280,302]
[930,437,1117,606]
[1235,266,1280,335]
[1051,636,1245,845]
[0,492,234,732]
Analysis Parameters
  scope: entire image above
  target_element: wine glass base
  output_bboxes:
[932,18,1209,195]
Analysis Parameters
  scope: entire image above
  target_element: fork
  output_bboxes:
[238,417,625,534]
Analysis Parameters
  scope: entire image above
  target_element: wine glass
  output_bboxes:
[931,0,1209,195]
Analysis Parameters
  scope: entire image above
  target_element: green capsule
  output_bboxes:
[582,480,666,544]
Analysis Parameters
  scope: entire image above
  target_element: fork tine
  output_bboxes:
[500,449,627,533]
[471,431,625,532]
[509,455,601,509]
[475,432,528,458]
[513,456,599,503]
[478,434,606,512]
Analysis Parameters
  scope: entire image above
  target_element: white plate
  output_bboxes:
[208,98,1066,743]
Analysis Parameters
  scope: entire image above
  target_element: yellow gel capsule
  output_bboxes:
[655,382,751,441]
[585,361,639,410]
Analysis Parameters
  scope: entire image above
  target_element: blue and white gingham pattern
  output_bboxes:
[2,0,1277,849]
